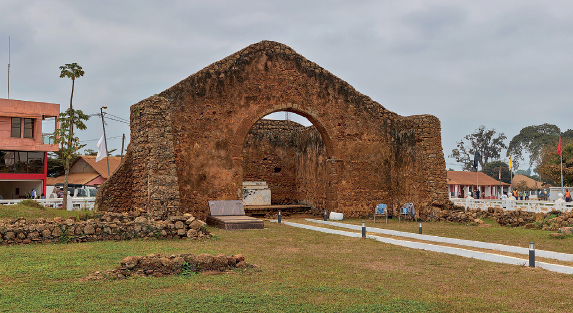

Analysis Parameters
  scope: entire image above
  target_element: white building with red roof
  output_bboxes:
[447,171,510,199]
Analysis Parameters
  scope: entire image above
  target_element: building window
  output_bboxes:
[11,117,21,138]
[0,150,44,174]
[24,118,34,139]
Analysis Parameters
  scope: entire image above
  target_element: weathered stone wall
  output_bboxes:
[96,97,180,218]
[0,212,208,245]
[97,40,449,219]
[390,115,449,218]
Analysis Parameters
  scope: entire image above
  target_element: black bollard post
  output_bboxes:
[278,210,281,224]
[324,210,327,221]
[419,222,422,235]
[529,242,535,268]
[362,221,366,238]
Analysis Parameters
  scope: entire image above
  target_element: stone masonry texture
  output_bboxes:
[96,40,449,220]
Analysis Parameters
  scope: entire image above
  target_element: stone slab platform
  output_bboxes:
[244,204,311,215]
[208,200,245,216]
[206,215,264,230]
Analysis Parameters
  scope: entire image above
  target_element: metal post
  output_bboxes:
[120,133,125,162]
[561,141,564,196]
[278,210,281,224]
[529,242,535,268]
[324,210,327,221]
[362,221,366,238]
[100,106,110,177]
[419,222,422,234]
[476,166,479,199]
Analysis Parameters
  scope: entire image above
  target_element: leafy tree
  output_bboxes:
[514,169,531,176]
[51,108,89,208]
[449,125,507,171]
[58,63,85,209]
[506,123,573,169]
[83,149,98,156]
[481,161,511,184]
[47,151,66,177]
[515,180,529,192]
[537,139,573,186]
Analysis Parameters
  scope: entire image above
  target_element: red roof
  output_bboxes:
[47,155,122,186]
[447,171,510,186]
[75,155,122,179]
[47,173,100,185]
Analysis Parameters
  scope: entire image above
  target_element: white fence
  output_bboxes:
[0,198,95,211]
[451,198,573,213]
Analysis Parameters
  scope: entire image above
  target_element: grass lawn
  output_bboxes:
[1,205,573,312]
[0,200,92,220]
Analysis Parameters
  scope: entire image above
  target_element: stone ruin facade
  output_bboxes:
[96,40,449,220]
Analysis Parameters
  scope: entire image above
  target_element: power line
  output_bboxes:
[80,135,123,143]
[104,116,130,125]
[106,113,129,123]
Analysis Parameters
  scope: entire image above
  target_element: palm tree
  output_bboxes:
[59,63,85,209]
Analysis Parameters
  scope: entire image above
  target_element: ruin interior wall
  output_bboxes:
[242,120,302,205]
[242,119,328,210]
[295,125,328,211]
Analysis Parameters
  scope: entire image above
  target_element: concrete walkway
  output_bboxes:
[271,219,573,275]
[307,219,573,262]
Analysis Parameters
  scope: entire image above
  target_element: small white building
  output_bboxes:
[447,171,510,199]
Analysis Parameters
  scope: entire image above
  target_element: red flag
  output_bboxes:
[558,136,562,156]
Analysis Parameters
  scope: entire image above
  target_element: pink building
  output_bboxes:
[0,98,60,199]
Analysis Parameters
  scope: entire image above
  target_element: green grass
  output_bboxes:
[0,201,93,220]
[2,205,573,312]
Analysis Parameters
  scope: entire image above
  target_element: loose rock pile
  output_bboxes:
[0,212,209,245]
[83,253,253,280]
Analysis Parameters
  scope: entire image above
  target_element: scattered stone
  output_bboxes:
[83,253,253,281]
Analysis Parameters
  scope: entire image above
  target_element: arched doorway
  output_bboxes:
[241,111,329,212]
[235,108,338,213]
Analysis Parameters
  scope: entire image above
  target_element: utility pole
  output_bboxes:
[120,133,125,162]
[100,106,110,177]
[7,36,10,99]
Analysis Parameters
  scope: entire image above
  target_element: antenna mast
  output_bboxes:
[7,36,10,99]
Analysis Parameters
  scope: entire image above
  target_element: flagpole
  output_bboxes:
[560,136,564,196]
[476,165,479,199]
[100,106,110,177]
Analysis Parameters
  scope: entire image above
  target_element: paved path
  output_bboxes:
[308,219,573,262]
[271,219,573,275]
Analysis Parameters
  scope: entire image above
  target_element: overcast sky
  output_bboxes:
[1,0,572,171]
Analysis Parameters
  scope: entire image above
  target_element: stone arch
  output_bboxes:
[233,107,336,160]
[96,40,450,220]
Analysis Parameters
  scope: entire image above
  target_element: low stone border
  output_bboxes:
[0,212,209,245]
[82,253,254,280]
[436,208,573,231]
